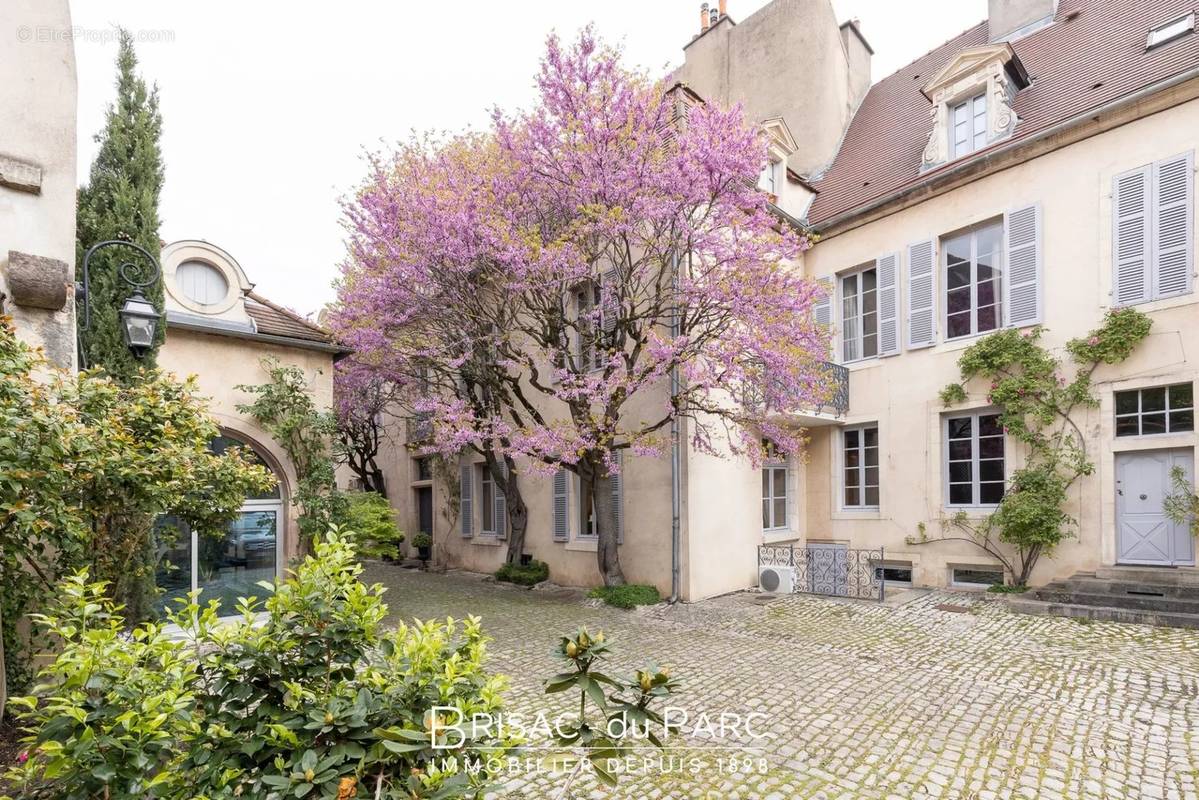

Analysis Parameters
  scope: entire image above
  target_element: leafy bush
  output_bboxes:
[986,583,1030,594]
[412,532,433,550]
[4,532,517,799]
[340,490,405,559]
[588,584,661,609]
[494,560,549,587]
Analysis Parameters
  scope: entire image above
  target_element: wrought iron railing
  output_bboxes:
[406,413,433,442]
[817,361,850,418]
[758,543,885,601]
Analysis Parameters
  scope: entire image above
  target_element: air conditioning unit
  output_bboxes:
[758,564,796,594]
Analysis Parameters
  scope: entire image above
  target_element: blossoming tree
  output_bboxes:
[333,30,830,585]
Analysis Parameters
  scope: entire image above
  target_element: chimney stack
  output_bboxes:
[710,7,719,26]
[700,2,710,32]
[718,0,728,17]
[989,0,1057,41]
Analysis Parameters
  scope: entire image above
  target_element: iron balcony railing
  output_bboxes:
[744,360,850,419]
[758,543,885,601]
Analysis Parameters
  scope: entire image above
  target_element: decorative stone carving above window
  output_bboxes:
[920,43,1029,170]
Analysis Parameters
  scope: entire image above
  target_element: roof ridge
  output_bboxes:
[886,18,989,79]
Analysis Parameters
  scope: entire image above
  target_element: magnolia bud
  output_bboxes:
[566,641,579,657]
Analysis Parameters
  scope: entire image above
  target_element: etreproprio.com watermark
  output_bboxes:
[15,26,175,44]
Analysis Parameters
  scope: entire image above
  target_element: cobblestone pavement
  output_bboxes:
[362,565,1199,800]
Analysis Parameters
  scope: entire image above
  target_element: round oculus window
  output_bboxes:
[176,260,229,306]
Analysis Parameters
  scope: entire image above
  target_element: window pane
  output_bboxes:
[1142,412,1167,435]
[863,332,879,358]
[844,468,860,488]
[949,484,973,505]
[948,439,972,460]
[1115,391,1139,415]
[979,436,1004,459]
[948,417,973,439]
[845,447,860,468]
[979,414,1002,436]
[844,429,860,448]
[773,499,787,528]
[864,427,879,447]
[947,263,971,290]
[979,459,1004,482]
[977,305,998,333]
[864,446,878,467]
[947,312,972,339]
[977,280,996,306]
[864,466,879,487]
[949,462,972,483]
[773,468,787,497]
[1170,409,1194,432]
[762,470,770,496]
[1170,383,1194,409]
[954,568,1002,586]
[862,269,877,293]
[1141,388,1167,413]
[1115,416,1140,436]
[944,235,971,265]
[979,482,1005,504]
[762,499,770,528]
[865,486,880,507]
[845,487,860,507]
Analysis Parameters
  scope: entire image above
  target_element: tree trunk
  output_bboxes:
[367,467,387,498]
[591,458,625,587]
[505,486,529,566]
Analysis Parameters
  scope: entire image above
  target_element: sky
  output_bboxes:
[72,1,988,319]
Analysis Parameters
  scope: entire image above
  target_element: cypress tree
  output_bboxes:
[76,28,166,379]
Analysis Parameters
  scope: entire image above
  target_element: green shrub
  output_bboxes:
[412,531,433,550]
[4,531,517,800]
[340,490,405,559]
[587,584,661,609]
[494,560,549,587]
[986,583,1030,594]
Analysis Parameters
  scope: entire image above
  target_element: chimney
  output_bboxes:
[718,0,727,17]
[710,7,719,26]
[700,2,710,32]
[988,0,1057,41]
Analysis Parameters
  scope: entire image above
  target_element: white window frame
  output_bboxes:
[762,454,790,532]
[873,561,913,587]
[944,411,1006,508]
[839,263,879,362]
[950,566,1005,589]
[759,159,779,194]
[942,220,1004,341]
[950,92,987,160]
[1147,13,1194,49]
[479,465,496,536]
[841,424,880,510]
[1114,383,1195,437]
[575,473,597,540]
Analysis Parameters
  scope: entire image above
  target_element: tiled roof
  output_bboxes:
[245,292,335,344]
[808,0,1199,227]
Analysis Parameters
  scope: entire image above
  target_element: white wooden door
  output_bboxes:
[1116,448,1195,566]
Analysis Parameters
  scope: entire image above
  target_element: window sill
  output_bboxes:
[942,506,999,518]
[763,529,799,544]
[472,535,503,547]
[1109,292,1196,315]
[1111,432,1196,452]
[565,538,598,553]
[410,479,433,487]
[832,509,881,520]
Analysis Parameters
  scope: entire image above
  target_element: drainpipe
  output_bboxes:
[669,249,682,604]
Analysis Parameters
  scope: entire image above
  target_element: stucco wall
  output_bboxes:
[0,0,77,369]
[157,328,337,563]
[673,0,866,176]
[798,97,1199,587]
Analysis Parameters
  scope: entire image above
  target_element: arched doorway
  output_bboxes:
[155,433,285,615]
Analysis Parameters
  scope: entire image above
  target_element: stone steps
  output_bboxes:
[1009,569,1199,629]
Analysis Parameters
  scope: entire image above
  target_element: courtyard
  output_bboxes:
[363,565,1199,800]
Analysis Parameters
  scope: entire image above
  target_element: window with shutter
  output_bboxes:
[480,465,496,535]
[943,220,1003,340]
[459,464,473,537]
[840,265,877,362]
[906,239,936,348]
[552,469,569,541]
[1003,204,1041,328]
[876,252,900,356]
[812,276,833,330]
[1114,151,1193,305]
[612,452,624,544]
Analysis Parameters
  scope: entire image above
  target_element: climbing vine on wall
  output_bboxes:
[912,308,1152,586]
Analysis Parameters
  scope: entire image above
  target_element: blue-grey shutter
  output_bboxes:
[552,469,569,542]
[495,461,507,540]
[876,252,900,356]
[601,269,618,336]
[1004,204,1042,328]
[906,239,936,349]
[812,276,833,358]
[459,464,473,537]
[612,452,624,544]
[1152,151,1193,299]
[1113,165,1151,306]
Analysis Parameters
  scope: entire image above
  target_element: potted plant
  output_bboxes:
[412,532,432,563]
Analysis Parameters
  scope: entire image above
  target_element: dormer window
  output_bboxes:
[920,43,1028,170]
[951,93,988,158]
[758,117,797,201]
[759,159,780,194]
[1147,13,1194,49]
